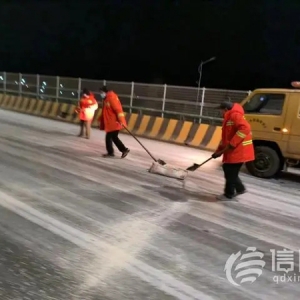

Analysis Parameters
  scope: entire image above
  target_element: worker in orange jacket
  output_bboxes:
[77,88,98,139]
[212,102,254,201]
[98,86,130,158]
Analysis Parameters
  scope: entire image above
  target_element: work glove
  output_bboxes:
[212,152,222,159]
[99,122,104,130]
[212,144,233,159]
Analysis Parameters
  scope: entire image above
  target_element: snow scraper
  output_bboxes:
[122,125,188,180]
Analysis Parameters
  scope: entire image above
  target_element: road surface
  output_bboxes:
[0,109,299,300]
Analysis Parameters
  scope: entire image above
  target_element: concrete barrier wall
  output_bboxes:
[0,94,222,151]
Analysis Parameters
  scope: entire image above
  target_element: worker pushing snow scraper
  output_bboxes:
[146,100,252,185]
[212,101,254,201]
[98,86,130,159]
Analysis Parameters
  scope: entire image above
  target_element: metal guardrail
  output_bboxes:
[123,105,223,125]
[0,72,250,124]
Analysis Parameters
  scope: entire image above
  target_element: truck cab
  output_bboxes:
[240,83,300,178]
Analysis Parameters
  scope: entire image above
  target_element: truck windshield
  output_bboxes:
[243,93,285,115]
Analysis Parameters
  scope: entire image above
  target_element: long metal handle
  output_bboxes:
[186,157,213,171]
[121,124,158,162]
[198,157,213,167]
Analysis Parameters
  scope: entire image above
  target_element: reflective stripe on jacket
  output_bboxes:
[99,91,127,132]
[217,103,255,163]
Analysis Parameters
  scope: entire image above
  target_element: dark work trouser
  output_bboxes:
[79,120,91,138]
[106,130,127,155]
[222,163,246,198]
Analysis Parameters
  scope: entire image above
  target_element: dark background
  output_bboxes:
[0,0,299,90]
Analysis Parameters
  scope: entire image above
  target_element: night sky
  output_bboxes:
[1,0,299,90]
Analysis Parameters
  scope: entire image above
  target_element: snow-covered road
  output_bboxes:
[0,109,299,300]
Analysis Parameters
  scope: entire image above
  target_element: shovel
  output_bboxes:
[186,157,213,171]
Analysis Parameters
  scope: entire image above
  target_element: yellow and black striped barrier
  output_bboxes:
[0,94,222,151]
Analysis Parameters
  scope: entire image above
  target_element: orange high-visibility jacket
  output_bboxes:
[217,103,255,163]
[79,93,98,121]
[99,91,127,132]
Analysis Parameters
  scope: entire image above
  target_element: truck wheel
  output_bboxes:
[245,146,281,178]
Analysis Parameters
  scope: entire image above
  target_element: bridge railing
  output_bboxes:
[0,72,251,124]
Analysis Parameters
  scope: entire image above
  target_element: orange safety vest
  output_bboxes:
[99,91,127,132]
[217,103,255,163]
[79,94,98,121]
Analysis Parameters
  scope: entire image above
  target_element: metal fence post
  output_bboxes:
[36,74,40,99]
[78,78,81,102]
[19,73,22,96]
[3,72,6,94]
[103,80,106,86]
[161,84,167,118]
[248,90,251,95]
[56,76,59,103]
[129,82,134,113]
[199,87,206,124]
